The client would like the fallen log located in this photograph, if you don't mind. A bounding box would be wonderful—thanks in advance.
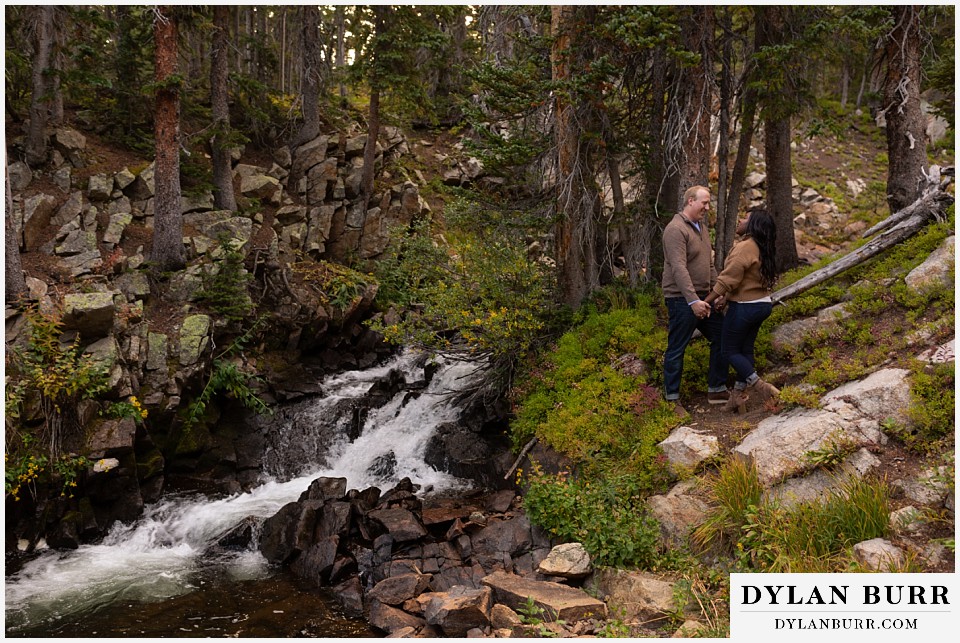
[771,175,954,305]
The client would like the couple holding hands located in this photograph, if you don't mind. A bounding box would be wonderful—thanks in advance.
[662,185,781,417]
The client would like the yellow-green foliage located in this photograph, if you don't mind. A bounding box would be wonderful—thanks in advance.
[522,466,662,568]
[510,295,675,485]
[901,361,955,451]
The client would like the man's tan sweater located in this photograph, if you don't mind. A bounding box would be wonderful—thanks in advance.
[662,213,717,302]
[711,237,770,302]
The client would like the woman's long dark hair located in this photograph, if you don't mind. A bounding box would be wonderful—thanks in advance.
[745,208,778,289]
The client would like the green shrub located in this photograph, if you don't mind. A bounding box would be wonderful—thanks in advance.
[903,362,955,449]
[522,467,661,568]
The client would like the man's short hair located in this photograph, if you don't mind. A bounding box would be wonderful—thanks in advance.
[683,185,709,206]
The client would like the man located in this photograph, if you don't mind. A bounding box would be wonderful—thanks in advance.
[661,185,728,416]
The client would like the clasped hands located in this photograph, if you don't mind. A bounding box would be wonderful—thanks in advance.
[693,295,726,319]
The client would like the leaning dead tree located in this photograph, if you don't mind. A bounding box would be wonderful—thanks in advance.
[770,168,954,305]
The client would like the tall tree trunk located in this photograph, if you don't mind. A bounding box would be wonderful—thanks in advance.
[882,5,927,214]
[756,6,799,273]
[551,5,600,308]
[714,8,734,271]
[840,60,850,110]
[721,86,758,261]
[280,7,287,93]
[211,5,237,212]
[25,6,54,167]
[336,6,347,108]
[6,156,27,302]
[675,6,714,201]
[291,5,321,150]
[150,6,185,273]
[361,7,387,211]
[764,115,799,272]
[48,7,65,126]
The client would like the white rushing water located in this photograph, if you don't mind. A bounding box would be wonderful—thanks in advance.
[5,351,484,631]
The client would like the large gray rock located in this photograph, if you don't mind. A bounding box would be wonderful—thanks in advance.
[586,569,674,623]
[103,212,133,248]
[62,292,117,338]
[764,448,881,508]
[852,538,905,571]
[770,316,819,354]
[240,174,281,205]
[178,314,211,366]
[536,542,592,579]
[86,417,137,457]
[646,480,709,547]
[658,426,719,471]
[52,191,85,228]
[21,193,59,250]
[905,236,954,293]
[733,369,907,485]
[124,163,155,200]
[61,250,104,277]
[9,160,33,191]
[481,571,607,622]
[87,174,114,201]
[290,135,331,178]
[52,127,87,166]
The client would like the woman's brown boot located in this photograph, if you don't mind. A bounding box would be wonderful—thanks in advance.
[750,378,780,402]
[723,388,747,413]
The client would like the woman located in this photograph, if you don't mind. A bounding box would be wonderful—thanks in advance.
[704,208,780,412]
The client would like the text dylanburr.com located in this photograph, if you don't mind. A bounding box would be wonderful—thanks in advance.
[731,573,957,640]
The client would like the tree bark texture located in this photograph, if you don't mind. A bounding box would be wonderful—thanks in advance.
[211,5,237,212]
[674,6,714,203]
[150,6,185,272]
[551,5,601,308]
[25,6,54,167]
[292,5,322,150]
[756,6,799,273]
[882,6,927,214]
[6,156,27,302]
[361,6,387,211]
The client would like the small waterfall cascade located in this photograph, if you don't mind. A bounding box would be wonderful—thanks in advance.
[5,350,485,634]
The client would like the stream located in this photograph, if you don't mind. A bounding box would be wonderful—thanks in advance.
[5,351,484,637]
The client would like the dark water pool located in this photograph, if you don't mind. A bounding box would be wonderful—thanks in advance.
[6,569,379,638]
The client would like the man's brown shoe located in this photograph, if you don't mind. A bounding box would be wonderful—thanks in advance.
[707,391,729,405]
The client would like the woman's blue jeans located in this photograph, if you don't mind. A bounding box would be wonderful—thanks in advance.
[663,297,727,401]
[722,300,773,386]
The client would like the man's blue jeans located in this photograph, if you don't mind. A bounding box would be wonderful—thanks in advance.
[663,297,727,401]
[722,300,773,387]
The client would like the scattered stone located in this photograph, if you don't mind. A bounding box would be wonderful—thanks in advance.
[482,571,607,622]
[905,236,954,293]
[537,542,592,579]
[658,425,719,471]
[646,480,710,547]
[588,569,676,624]
[852,538,905,571]
[424,585,493,637]
[9,160,33,191]
[62,292,117,338]
[178,314,211,366]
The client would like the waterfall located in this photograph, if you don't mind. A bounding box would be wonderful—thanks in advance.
[5,350,484,633]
